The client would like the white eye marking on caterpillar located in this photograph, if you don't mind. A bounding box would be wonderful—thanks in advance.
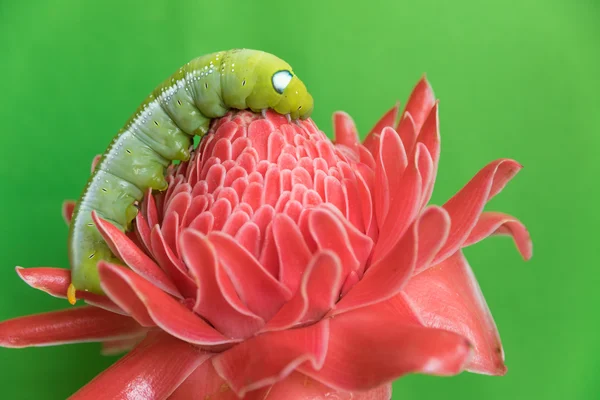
[272,70,293,94]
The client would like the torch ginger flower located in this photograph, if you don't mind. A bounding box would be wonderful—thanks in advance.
[0,77,532,399]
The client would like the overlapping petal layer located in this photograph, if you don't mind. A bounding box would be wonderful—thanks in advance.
[0,77,531,399]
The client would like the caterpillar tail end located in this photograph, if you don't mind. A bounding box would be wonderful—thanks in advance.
[67,283,77,305]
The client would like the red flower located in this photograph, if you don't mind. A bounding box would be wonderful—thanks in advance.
[0,78,532,399]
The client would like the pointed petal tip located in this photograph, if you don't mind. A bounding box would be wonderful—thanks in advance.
[416,74,435,96]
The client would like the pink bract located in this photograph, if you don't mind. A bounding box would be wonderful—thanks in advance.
[0,77,532,399]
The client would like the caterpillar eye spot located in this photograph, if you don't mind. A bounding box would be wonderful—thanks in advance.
[88,252,96,259]
[242,79,246,86]
[101,188,107,192]
[126,149,132,154]
[153,121,159,126]
[177,100,182,106]
[205,83,208,89]
[298,106,302,110]
[272,70,293,94]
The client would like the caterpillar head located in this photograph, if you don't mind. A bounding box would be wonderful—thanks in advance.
[242,51,314,120]
[270,70,314,120]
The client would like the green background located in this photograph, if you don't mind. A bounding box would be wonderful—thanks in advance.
[0,0,596,398]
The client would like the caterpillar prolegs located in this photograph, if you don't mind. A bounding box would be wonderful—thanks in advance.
[67,49,314,301]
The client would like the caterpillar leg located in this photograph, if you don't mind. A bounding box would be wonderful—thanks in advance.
[261,109,268,119]
[67,283,77,305]
[285,114,292,123]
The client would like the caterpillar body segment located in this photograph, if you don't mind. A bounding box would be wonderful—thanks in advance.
[68,49,313,296]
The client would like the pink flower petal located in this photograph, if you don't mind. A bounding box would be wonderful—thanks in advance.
[169,361,272,400]
[413,206,451,275]
[161,210,182,257]
[414,102,440,207]
[463,212,532,260]
[90,154,102,173]
[309,208,359,278]
[403,251,505,375]
[396,111,417,156]
[400,76,436,133]
[263,251,343,332]
[300,295,472,391]
[363,103,399,154]
[134,212,153,255]
[374,127,407,228]
[62,200,75,225]
[333,207,446,316]
[15,266,125,314]
[268,372,393,400]
[318,204,373,275]
[432,159,522,265]
[372,143,426,264]
[180,229,265,339]
[0,306,144,348]
[70,331,210,400]
[213,319,330,397]
[100,335,146,356]
[92,212,181,298]
[333,111,360,149]
[208,231,291,321]
[143,187,160,229]
[272,214,312,293]
[150,226,197,298]
[98,262,235,347]
[354,165,376,241]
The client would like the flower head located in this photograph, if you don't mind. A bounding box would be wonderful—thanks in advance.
[0,77,532,399]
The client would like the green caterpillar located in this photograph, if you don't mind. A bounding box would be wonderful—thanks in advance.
[67,49,313,302]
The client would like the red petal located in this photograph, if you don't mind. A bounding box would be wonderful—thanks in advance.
[413,102,440,208]
[396,112,417,156]
[273,214,312,293]
[372,143,425,264]
[150,226,197,298]
[16,266,125,314]
[333,111,360,148]
[70,331,210,400]
[169,361,271,400]
[263,167,281,206]
[99,262,234,347]
[363,103,399,154]
[269,372,393,400]
[212,319,330,397]
[332,206,421,316]
[400,76,436,132]
[180,229,264,339]
[433,159,522,265]
[208,232,291,321]
[355,165,376,240]
[300,295,472,391]
[319,204,373,275]
[404,251,505,375]
[90,154,101,173]
[101,335,145,356]
[374,127,407,228]
[0,306,144,348]
[92,213,181,298]
[463,212,532,260]
[263,251,343,332]
[143,187,160,229]
[62,200,76,225]
[413,206,451,275]
[309,208,359,278]
[169,361,240,400]
[134,212,153,255]
[161,209,182,257]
